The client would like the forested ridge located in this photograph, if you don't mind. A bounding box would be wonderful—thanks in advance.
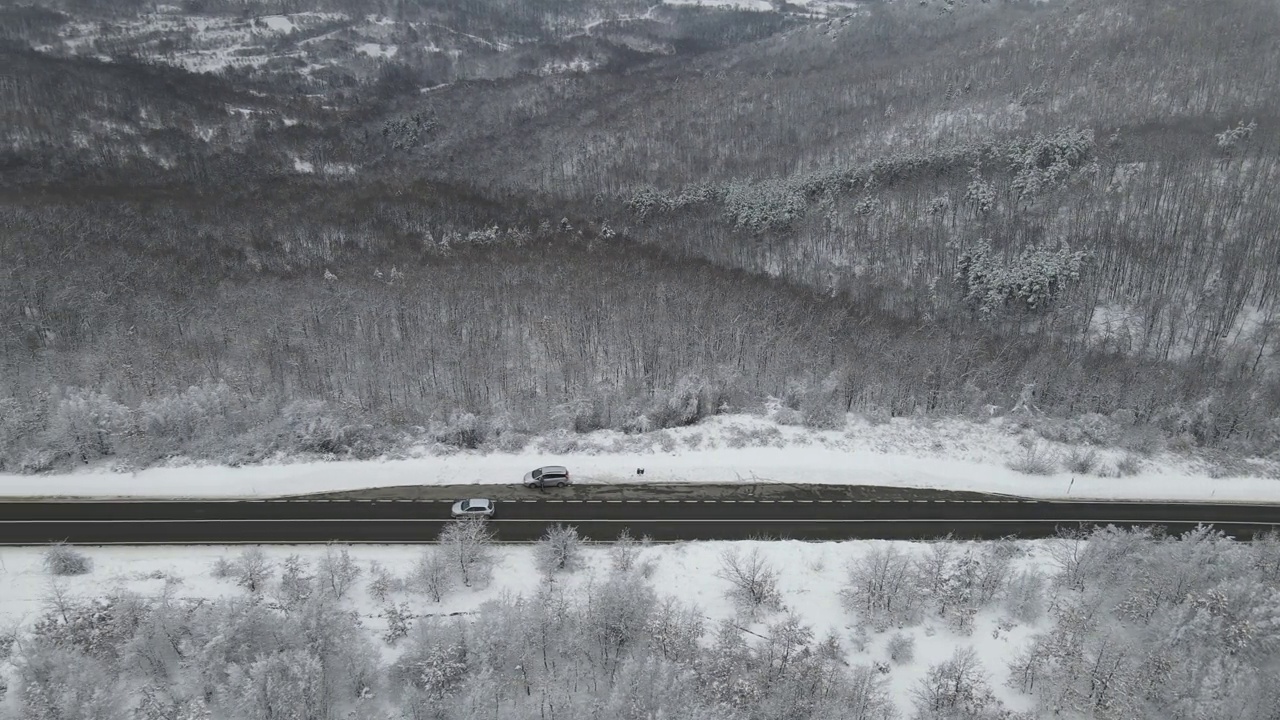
[1,0,1278,471]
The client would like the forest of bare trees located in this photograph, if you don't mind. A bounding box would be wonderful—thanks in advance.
[1,0,1278,470]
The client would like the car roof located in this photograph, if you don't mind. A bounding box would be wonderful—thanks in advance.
[538,465,568,473]
[468,498,492,506]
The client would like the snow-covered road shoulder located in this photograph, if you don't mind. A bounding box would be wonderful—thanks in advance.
[1,414,1276,503]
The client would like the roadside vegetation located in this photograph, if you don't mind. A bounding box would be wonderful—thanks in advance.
[2,525,1277,719]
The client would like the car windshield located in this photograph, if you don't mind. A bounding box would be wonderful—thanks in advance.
[531,469,543,478]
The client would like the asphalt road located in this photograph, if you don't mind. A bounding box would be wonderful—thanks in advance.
[2,495,1279,544]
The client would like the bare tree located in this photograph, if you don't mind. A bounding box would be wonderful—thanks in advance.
[911,647,1001,720]
[231,547,273,594]
[316,545,361,600]
[439,517,495,588]
[535,524,584,576]
[609,528,644,573]
[842,546,921,630]
[717,546,782,618]
[410,547,454,603]
[1002,569,1046,624]
[276,554,314,612]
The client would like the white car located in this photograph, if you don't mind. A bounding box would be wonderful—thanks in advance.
[450,498,496,519]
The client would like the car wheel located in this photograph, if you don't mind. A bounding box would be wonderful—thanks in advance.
[555,481,566,487]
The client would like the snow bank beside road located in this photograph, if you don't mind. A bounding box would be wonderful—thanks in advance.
[1,414,1277,503]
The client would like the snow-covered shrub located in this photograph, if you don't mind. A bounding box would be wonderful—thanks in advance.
[651,374,707,429]
[912,647,1002,719]
[1002,569,1045,623]
[317,545,361,600]
[1075,413,1119,445]
[1256,531,1280,584]
[367,561,406,603]
[46,387,131,462]
[538,429,584,454]
[1119,423,1165,455]
[914,542,1008,635]
[12,644,130,720]
[609,528,645,572]
[1007,441,1056,475]
[30,589,156,667]
[410,547,454,603]
[718,547,783,618]
[136,382,242,449]
[1062,447,1098,474]
[277,555,313,610]
[227,648,327,720]
[772,406,805,426]
[366,561,404,599]
[581,568,658,678]
[535,524,584,576]
[380,602,414,646]
[275,399,343,454]
[0,396,41,471]
[802,401,847,430]
[214,548,273,593]
[16,447,59,474]
[211,555,235,578]
[0,625,14,662]
[490,430,530,452]
[724,422,785,449]
[553,397,607,433]
[887,632,915,664]
[646,597,705,664]
[1110,408,1137,426]
[1115,452,1142,476]
[392,617,470,702]
[435,410,488,449]
[43,543,93,576]
[841,546,922,631]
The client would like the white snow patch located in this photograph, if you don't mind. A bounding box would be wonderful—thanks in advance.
[258,15,296,33]
[538,57,598,75]
[356,42,398,58]
[664,0,775,10]
[293,157,315,173]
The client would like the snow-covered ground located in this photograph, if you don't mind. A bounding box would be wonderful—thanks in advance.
[0,539,1049,716]
[1,414,1277,502]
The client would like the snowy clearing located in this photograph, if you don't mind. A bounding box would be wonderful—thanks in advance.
[1,414,1277,502]
[2,527,1274,719]
[0,538,1052,717]
[355,42,397,58]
